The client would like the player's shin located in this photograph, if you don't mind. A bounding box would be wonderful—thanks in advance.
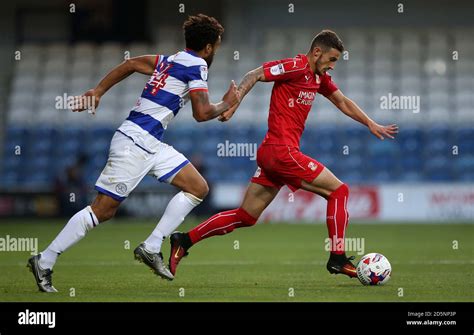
[326,184,350,255]
[39,206,99,270]
[143,191,202,253]
[188,207,257,245]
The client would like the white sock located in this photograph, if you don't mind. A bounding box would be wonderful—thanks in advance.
[144,191,202,253]
[39,206,99,269]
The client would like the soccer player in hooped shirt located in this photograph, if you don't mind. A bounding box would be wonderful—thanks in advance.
[169,30,398,278]
[27,14,240,292]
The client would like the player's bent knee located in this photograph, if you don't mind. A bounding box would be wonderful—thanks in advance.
[328,183,349,200]
[91,205,117,223]
[190,179,209,200]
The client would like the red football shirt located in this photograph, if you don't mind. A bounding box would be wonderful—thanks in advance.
[261,54,338,148]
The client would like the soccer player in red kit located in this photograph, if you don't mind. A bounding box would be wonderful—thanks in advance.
[168,30,398,278]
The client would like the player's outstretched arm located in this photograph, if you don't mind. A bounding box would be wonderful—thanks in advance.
[218,66,267,122]
[72,55,157,113]
[190,80,240,122]
[328,90,399,140]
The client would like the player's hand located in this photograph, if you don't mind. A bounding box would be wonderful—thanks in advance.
[219,81,241,122]
[218,101,240,122]
[368,122,399,140]
[222,80,240,108]
[71,89,101,114]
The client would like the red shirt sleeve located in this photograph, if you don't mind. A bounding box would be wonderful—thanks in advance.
[318,74,338,97]
[154,54,160,68]
[263,57,307,82]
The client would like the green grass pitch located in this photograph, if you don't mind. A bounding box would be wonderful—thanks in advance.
[0,219,472,302]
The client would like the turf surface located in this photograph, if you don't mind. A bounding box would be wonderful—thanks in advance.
[0,219,472,302]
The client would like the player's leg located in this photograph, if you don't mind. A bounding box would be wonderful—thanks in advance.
[28,132,151,291]
[142,163,208,254]
[190,182,278,241]
[301,167,357,277]
[38,193,119,269]
[135,144,208,280]
[168,182,279,275]
[27,193,121,292]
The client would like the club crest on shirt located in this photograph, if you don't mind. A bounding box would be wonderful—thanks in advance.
[115,183,128,195]
[270,64,285,76]
[308,161,317,171]
[200,65,208,81]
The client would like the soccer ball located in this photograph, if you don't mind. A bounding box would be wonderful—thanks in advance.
[356,253,391,286]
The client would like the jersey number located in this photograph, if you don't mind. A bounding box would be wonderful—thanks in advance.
[149,62,173,96]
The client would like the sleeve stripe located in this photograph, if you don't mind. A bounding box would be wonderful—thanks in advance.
[263,60,308,74]
[189,88,208,92]
[153,55,160,68]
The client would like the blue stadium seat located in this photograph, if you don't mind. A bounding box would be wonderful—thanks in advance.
[368,140,399,156]
[453,155,474,180]
[6,126,28,142]
[370,170,393,182]
[61,127,85,140]
[458,171,474,182]
[1,170,20,187]
[2,155,22,171]
[316,153,336,169]
[427,125,452,141]
[398,171,423,182]
[340,170,364,184]
[90,127,115,140]
[399,136,422,155]
[314,137,338,154]
[424,155,452,181]
[400,154,423,171]
[339,155,364,171]
[424,138,452,156]
[453,128,474,155]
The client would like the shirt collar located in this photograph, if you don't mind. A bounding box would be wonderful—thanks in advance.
[185,48,199,57]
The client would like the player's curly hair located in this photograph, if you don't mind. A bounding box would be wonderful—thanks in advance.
[183,14,224,51]
[310,30,344,53]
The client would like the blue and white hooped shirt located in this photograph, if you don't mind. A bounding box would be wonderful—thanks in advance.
[117,49,208,152]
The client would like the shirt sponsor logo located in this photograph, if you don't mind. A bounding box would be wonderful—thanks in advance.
[297,90,316,106]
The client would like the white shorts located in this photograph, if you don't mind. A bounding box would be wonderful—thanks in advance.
[94,131,189,201]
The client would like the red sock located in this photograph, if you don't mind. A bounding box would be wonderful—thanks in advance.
[326,184,350,255]
[189,208,257,244]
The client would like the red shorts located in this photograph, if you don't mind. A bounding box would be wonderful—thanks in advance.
[250,144,325,192]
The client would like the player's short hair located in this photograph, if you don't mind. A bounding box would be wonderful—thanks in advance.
[309,30,344,53]
[183,14,224,51]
